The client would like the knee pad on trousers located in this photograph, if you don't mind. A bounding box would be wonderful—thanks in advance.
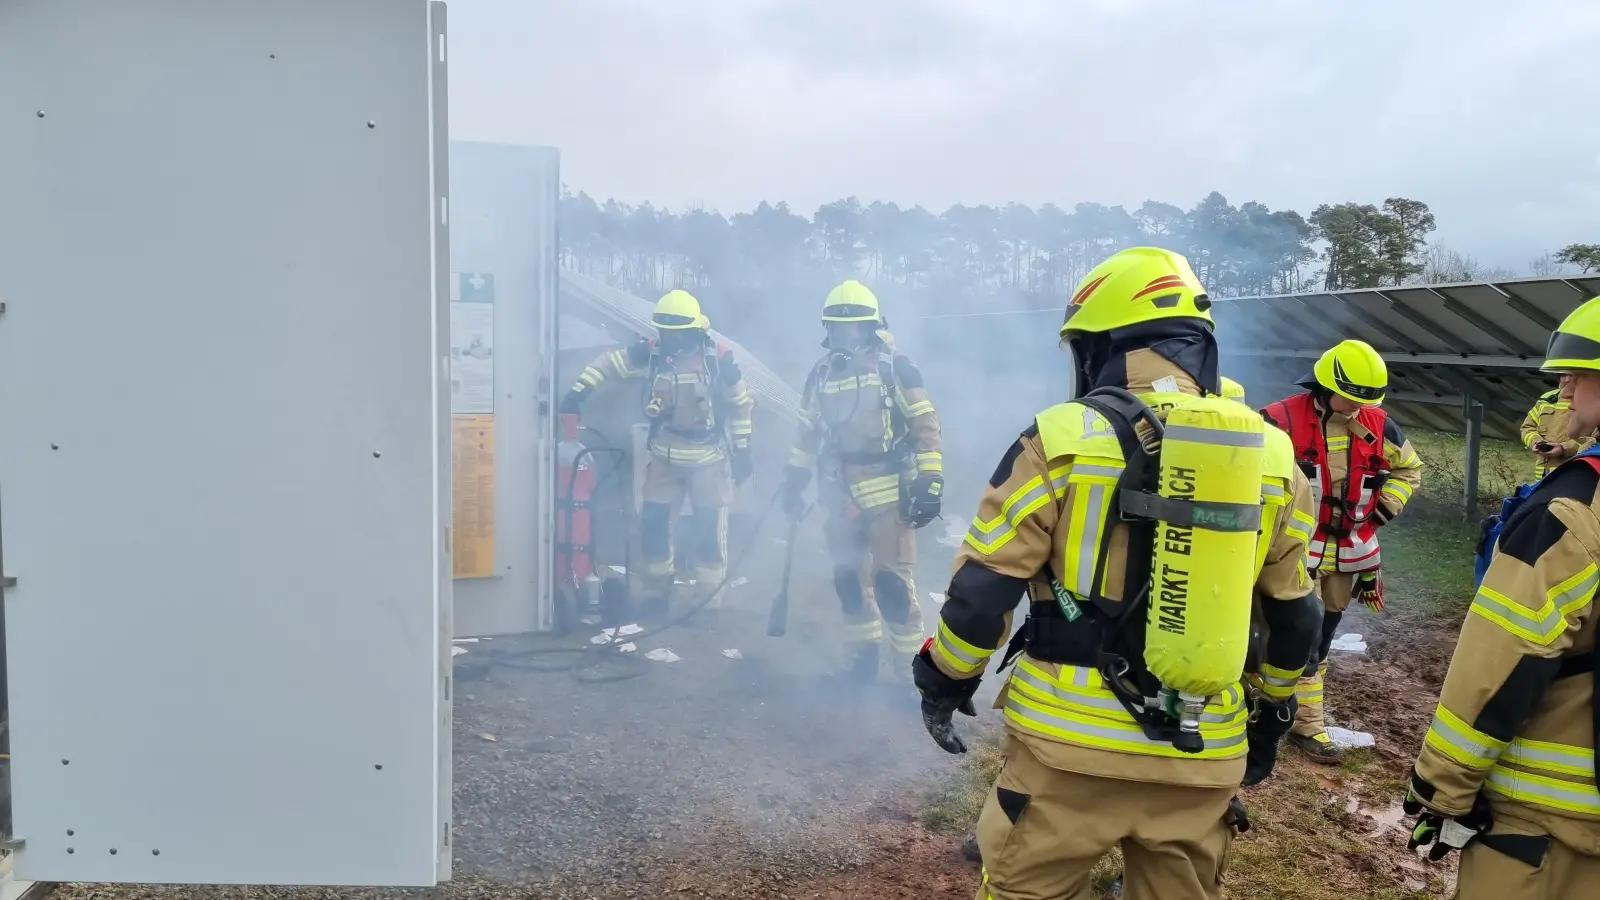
[1313,609,1343,665]
[640,501,672,560]
[833,566,865,615]
[873,569,913,623]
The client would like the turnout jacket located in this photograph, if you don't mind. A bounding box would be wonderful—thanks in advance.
[563,336,754,465]
[1260,393,1424,573]
[930,352,1321,788]
[787,330,941,512]
[1412,455,1600,854]
[1521,389,1596,480]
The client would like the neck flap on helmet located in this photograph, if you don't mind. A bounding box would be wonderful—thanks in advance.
[1065,318,1219,398]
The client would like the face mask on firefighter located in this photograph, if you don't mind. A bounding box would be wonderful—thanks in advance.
[826,321,878,354]
[656,327,703,356]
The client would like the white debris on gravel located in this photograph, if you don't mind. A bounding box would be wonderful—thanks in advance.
[618,642,637,653]
[454,637,480,643]
[618,623,644,636]
[476,732,498,742]
[731,576,748,587]
[722,649,743,660]
[936,521,966,548]
[1327,726,1375,748]
[646,648,682,663]
[610,565,627,574]
[1330,633,1368,653]
[452,645,469,657]
[927,592,945,603]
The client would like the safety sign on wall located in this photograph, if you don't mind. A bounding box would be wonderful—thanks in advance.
[451,271,496,579]
[450,272,495,414]
[452,413,496,579]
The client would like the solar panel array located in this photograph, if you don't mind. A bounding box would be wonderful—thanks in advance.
[1215,275,1600,442]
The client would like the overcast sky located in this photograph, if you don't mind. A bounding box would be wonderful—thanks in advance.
[447,0,1600,269]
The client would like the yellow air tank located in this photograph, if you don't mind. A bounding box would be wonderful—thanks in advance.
[1143,396,1266,743]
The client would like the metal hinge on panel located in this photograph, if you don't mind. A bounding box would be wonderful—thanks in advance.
[0,576,15,589]
[2,836,24,851]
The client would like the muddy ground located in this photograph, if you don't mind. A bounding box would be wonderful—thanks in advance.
[49,522,1464,900]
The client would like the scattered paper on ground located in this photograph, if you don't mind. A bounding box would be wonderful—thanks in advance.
[731,576,748,587]
[1326,726,1375,748]
[453,637,479,643]
[928,592,945,603]
[1329,633,1368,653]
[476,732,498,742]
[452,646,468,657]
[722,649,743,660]
[618,623,644,636]
[618,642,637,653]
[646,648,682,663]
[609,565,627,574]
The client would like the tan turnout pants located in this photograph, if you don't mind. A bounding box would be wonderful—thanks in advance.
[638,457,731,602]
[822,503,925,665]
[1454,805,1600,899]
[974,735,1238,900]
[1293,569,1356,739]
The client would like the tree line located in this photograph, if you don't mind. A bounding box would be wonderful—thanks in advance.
[562,189,1598,304]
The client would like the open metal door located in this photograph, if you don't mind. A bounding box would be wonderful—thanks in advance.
[448,142,561,636]
[0,0,452,885]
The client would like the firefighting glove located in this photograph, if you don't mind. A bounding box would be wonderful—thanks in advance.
[1404,789,1492,861]
[1354,569,1385,612]
[1242,694,1297,786]
[902,473,944,529]
[781,465,812,520]
[731,448,753,486]
[912,641,979,754]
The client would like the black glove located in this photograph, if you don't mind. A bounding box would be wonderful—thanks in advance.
[1241,694,1297,786]
[781,465,811,520]
[912,644,980,754]
[731,449,753,486]
[902,473,944,529]
[1405,788,1492,861]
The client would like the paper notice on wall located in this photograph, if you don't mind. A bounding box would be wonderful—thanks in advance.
[450,272,495,414]
[452,414,496,579]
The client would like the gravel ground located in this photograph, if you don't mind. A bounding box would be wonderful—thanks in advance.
[51,523,972,900]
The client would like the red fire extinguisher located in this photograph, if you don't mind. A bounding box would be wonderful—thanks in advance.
[556,422,600,630]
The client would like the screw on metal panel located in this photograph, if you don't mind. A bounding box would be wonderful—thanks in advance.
[35,110,44,118]
[50,443,59,450]
[269,54,276,59]
[66,830,74,836]
[109,848,117,855]
[66,848,73,854]
[61,758,68,765]
[373,451,382,458]
[367,120,376,129]
[374,764,383,770]
[152,849,160,856]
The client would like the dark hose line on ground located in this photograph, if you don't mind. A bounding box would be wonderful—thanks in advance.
[480,442,784,684]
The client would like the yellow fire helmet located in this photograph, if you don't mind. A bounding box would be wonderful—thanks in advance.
[1542,295,1600,373]
[652,289,705,331]
[822,280,882,323]
[1060,247,1211,338]
[1313,339,1387,404]
[1219,376,1246,402]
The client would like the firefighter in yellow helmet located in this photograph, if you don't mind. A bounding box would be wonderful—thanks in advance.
[1403,296,1600,897]
[1260,339,1424,762]
[1519,375,1597,481]
[781,280,943,682]
[914,248,1322,900]
[559,289,755,617]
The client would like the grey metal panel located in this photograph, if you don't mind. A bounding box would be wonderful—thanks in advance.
[0,0,446,885]
[561,271,804,422]
[427,1,452,883]
[448,142,561,637]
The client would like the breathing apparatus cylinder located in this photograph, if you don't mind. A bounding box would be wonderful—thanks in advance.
[1143,396,1265,745]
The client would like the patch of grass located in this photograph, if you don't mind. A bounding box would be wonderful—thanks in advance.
[1406,428,1526,518]
[1378,517,1478,621]
[920,725,1004,832]
[1228,767,1443,900]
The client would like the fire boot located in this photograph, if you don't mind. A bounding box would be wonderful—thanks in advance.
[1288,660,1342,763]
